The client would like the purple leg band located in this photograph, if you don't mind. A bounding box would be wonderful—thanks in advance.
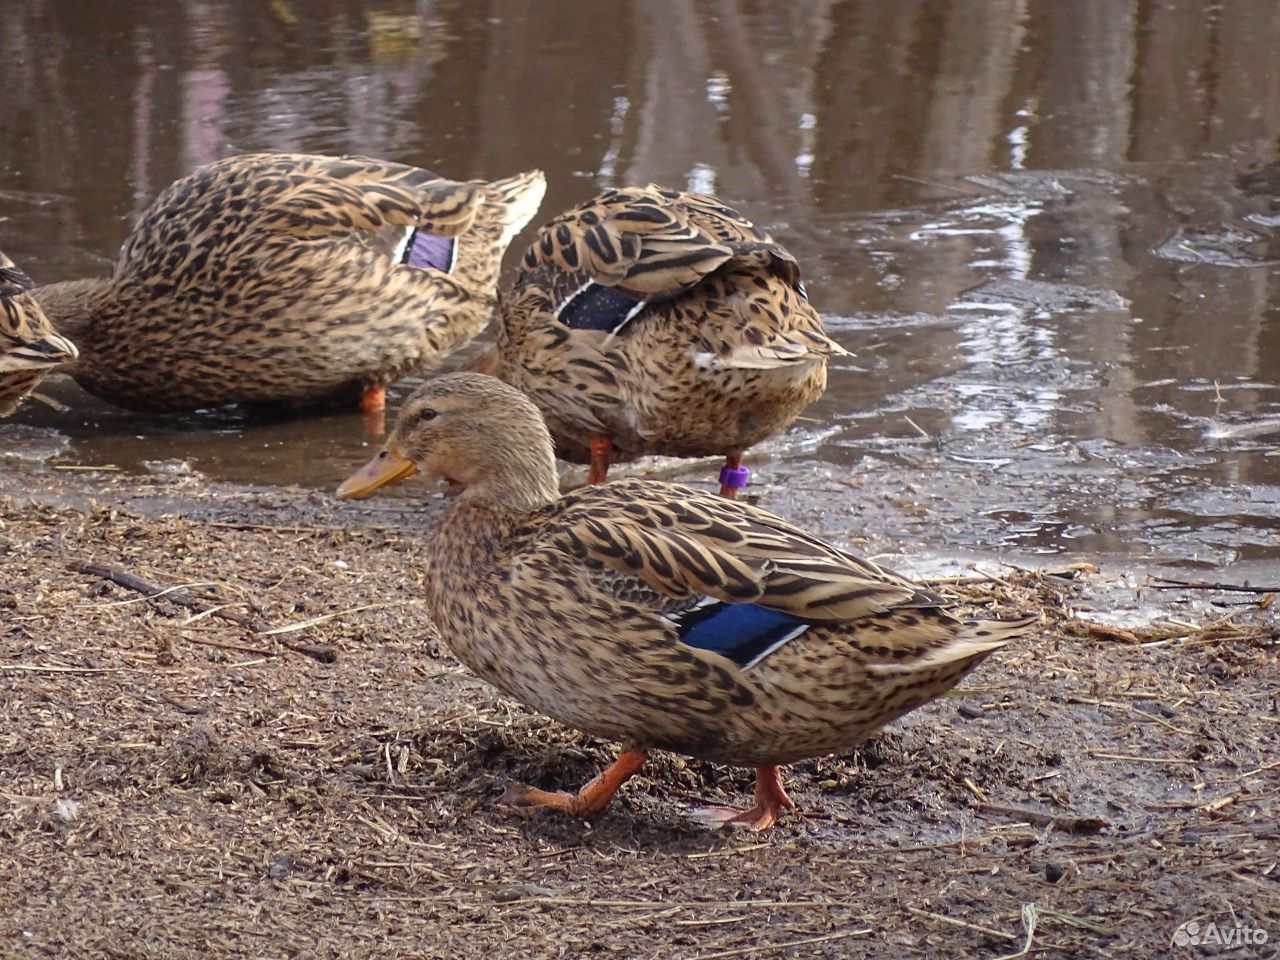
[719,464,751,489]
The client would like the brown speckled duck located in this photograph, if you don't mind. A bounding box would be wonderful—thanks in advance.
[337,373,1034,831]
[476,185,846,497]
[32,153,544,415]
[0,252,78,416]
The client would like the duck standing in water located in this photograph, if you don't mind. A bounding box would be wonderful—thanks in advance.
[0,252,78,416]
[337,373,1034,830]
[473,185,845,498]
[30,154,544,419]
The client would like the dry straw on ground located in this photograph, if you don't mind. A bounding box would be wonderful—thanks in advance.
[1,474,1276,959]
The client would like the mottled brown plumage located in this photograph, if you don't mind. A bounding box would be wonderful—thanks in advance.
[32,153,545,412]
[479,185,846,495]
[337,373,1036,831]
[0,251,78,416]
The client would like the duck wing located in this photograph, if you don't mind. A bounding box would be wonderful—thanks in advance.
[508,186,842,380]
[518,479,931,623]
[117,153,483,280]
[256,154,482,240]
[517,185,805,331]
[509,479,1023,675]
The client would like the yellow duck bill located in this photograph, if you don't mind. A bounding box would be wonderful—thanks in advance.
[336,446,417,499]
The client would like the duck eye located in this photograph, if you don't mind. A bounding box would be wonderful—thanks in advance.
[418,408,438,422]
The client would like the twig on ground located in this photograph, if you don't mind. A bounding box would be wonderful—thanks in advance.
[976,803,1109,834]
[689,927,874,960]
[208,521,331,533]
[904,907,1017,942]
[0,664,119,674]
[69,560,335,663]
[1086,751,1196,765]
[1076,621,1141,644]
[991,904,1039,960]
[179,635,293,660]
[256,600,421,637]
[1151,576,1279,594]
[72,561,269,631]
[903,415,932,441]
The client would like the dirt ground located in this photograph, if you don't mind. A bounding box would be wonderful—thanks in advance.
[1,469,1276,960]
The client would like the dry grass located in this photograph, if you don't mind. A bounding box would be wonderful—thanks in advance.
[1,476,1277,959]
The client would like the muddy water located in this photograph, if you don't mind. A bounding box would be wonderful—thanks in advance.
[2,0,1279,576]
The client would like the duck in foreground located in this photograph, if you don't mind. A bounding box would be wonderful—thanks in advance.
[31,153,544,418]
[337,374,1035,830]
[473,185,846,497]
[0,252,78,416]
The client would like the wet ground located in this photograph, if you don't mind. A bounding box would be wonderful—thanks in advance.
[3,0,1280,582]
[1,481,1275,959]
[2,1,1280,957]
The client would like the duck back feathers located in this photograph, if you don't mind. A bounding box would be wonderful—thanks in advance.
[494,185,845,464]
[34,153,545,412]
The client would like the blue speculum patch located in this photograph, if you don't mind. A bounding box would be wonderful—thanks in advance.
[673,600,811,670]
[557,282,645,333]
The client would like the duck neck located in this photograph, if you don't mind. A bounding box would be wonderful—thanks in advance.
[32,278,111,345]
[452,441,561,515]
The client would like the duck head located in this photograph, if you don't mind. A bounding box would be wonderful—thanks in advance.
[337,373,560,512]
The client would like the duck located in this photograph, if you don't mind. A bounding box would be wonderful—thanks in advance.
[0,252,78,416]
[30,153,545,416]
[473,185,846,498]
[336,373,1035,831]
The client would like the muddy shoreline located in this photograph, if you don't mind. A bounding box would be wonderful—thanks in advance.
[2,467,1275,958]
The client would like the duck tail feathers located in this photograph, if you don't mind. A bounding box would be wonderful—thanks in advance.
[482,170,547,246]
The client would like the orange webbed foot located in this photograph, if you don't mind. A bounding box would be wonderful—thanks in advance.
[691,765,795,832]
[498,749,648,819]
